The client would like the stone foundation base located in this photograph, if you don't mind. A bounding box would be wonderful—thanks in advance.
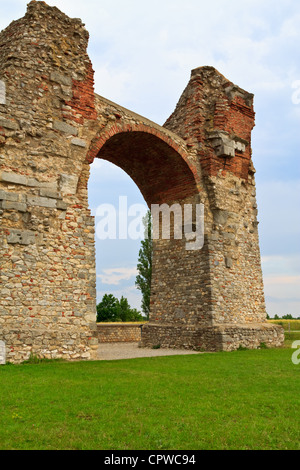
[140,322,284,352]
[0,325,99,364]
[97,323,146,343]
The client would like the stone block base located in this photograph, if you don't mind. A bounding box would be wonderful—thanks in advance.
[97,323,145,343]
[1,325,99,364]
[140,322,284,352]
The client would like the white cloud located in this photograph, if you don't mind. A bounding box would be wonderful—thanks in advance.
[264,275,300,286]
[0,0,27,31]
[280,14,300,38]
[290,105,300,120]
[89,160,131,183]
[93,64,133,104]
[262,254,300,317]
[262,254,300,277]
[257,180,300,240]
[97,267,138,285]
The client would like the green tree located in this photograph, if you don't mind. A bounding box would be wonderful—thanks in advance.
[118,296,144,321]
[96,294,144,322]
[96,294,120,322]
[135,210,153,320]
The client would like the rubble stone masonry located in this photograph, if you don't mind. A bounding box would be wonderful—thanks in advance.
[0,2,283,363]
[97,323,145,344]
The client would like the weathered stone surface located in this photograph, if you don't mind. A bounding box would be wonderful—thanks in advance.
[213,209,228,225]
[0,2,283,363]
[27,195,57,209]
[59,174,78,195]
[39,188,61,199]
[53,121,78,136]
[71,137,87,148]
[7,229,36,245]
[141,323,284,351]
[0,118,19,130]
[0,171,57,190]
[56,200,68,210]
[0,171,28,186]
[50,71,72,87]
[0,200,27,212]
[0,189,19,202]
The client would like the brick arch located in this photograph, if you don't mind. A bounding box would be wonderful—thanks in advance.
[86,122,199,205]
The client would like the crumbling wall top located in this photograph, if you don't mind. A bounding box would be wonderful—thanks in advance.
[0,1,90,79]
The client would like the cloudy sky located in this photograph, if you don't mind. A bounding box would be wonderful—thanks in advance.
[1,0,299,317]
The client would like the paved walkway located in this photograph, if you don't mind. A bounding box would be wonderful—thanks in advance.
[97,342,202,361]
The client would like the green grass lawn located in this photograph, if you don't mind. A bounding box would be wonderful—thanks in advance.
[0,344,299,450]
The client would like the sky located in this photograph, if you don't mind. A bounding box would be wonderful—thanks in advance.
[1,0,299,317]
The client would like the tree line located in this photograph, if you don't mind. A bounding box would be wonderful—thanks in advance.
[267,314,300,320]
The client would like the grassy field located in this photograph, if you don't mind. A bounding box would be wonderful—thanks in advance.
[268,319,300,347]
[0,339,300,450]
[268,319,300,330]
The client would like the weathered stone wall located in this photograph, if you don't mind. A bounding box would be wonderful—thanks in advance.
[97,323,145,343]
[0,2,283,362]
[0,1,99,362]
[142,323,284,352]
[163,67,265,322]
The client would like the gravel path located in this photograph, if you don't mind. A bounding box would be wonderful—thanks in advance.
[97,342,202,361]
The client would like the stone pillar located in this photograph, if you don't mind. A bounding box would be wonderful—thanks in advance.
[141,67,284,351]
[0,1,99,362]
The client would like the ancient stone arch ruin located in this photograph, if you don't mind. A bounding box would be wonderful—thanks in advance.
[0,2,283,363]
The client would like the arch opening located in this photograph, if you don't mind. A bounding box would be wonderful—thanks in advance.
[88,128,201,327]
[93,130,199,206]
[88,158,148,316]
